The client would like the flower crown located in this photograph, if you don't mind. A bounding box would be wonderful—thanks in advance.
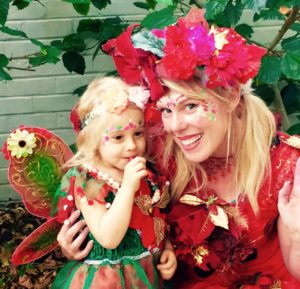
[102,8,266,101]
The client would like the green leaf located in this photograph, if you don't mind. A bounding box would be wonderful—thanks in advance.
[11,0,31,9]
[214,0,244,27]
[253,83,275,106]
[30,38,45,48]
[62,51,86,74]
[91,0,111,10]
[73,3,90,15]
[290,23,300,32]
[134,2,150,10]
[282,34,300,54]
[146,0,157,9]
[287,123,300,135]
[132,31,165,57]
[257,56,281,84]
[29,46,61,66]
[204,0,227,19]
[156,0,173,5]
[253,9,284,21]
[0,67,12,80]
[105,70,119,77]
[235,23,254,39]
[242,0,267,12]
[73,84,87,96]
[281,83,300,115]
[51,34,86,52]
[141,7,177,29]
[0,0,9,25]
[0,54,9,67]
[281,53,300,80]
[0,26,27,37]
[63,0,90,3]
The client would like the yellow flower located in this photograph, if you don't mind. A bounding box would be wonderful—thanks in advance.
[192,246,209,265]
[7,129,37,158]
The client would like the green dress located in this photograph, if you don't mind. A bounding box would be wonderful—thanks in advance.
[51,167,169,289]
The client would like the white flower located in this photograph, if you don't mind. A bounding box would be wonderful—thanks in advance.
[7,129,37,158]
[128,86,151,110]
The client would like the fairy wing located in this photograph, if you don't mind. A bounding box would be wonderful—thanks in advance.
[2,126,74,265]
[11,217,62,265]
[5,126,74,218]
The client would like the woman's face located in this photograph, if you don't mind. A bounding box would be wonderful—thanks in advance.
[156,90,231,163]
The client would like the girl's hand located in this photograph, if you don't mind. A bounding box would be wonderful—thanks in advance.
[157,248,177,280]
[278,157,300,237]
[121,157,148,193]
[57,210,94,260]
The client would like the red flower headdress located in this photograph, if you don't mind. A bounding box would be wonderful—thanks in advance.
[102,8,266,102]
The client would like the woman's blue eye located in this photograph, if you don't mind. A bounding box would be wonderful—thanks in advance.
[186,103,198,110]
[160,108,172,117]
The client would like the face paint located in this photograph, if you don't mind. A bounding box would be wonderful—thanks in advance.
[157,93,185,109]
[196,100,217,122]
[102,119,143,145]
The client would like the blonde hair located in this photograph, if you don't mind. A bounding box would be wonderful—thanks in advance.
[65,77,142,169]
[161,78,276,213]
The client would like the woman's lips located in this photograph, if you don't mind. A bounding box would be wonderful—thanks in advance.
[177,134,203,150]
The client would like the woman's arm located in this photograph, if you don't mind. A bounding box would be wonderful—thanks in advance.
[278,158,300,279]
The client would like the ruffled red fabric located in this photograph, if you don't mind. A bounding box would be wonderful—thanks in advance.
[167,132,300,289]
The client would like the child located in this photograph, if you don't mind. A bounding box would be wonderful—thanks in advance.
[51,77,177,289]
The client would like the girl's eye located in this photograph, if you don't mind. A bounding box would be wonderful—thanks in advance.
[113,135,123,141]
[135,131,144,137]
[185,103,198,111]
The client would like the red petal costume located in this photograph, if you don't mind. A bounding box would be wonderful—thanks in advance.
[166,132,300,289]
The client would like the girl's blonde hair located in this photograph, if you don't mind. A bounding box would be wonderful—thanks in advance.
[66,77,141,169]
[161,78,276,213]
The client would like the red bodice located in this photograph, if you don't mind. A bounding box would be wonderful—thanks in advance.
[167,133,300,289]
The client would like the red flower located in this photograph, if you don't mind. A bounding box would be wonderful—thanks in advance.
[102,26,165,100]
[70,104,81,133]
[205,28,266,88]
[181,7,209,30]
[158,23,198,80]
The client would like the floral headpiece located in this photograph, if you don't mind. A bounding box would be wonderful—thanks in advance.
[71,84,150,132]
[102,8,266,101]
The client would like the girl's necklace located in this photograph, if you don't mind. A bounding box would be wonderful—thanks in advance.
[82,164,121,190]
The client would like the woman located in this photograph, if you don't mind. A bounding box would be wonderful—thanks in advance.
[57,8,300,289]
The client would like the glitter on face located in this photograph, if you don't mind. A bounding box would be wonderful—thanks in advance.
[196,100,217,121]
[102,119,143,145]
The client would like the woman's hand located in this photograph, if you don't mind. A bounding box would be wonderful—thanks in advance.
[57,210,94,260]
[278,157,300,237]
[157,241,177,280]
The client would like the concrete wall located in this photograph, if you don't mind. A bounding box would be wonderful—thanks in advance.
[0,1,287,200]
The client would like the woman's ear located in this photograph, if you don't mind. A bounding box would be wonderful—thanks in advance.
[226,86,241,113]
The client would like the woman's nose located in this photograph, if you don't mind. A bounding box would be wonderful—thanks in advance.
[171,113,186,132]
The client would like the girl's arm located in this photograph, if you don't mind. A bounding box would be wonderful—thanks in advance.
[76,157,148,249]
[278,158,300,279]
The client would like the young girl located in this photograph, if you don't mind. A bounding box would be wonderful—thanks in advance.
[51,77,177,289]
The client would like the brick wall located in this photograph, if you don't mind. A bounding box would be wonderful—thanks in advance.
[0,1,287,200]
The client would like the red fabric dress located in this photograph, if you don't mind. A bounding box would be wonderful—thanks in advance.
[166,132,300,289]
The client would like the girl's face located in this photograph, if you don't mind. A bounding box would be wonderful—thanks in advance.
[157,90,231,163]
[98,107,146,173]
